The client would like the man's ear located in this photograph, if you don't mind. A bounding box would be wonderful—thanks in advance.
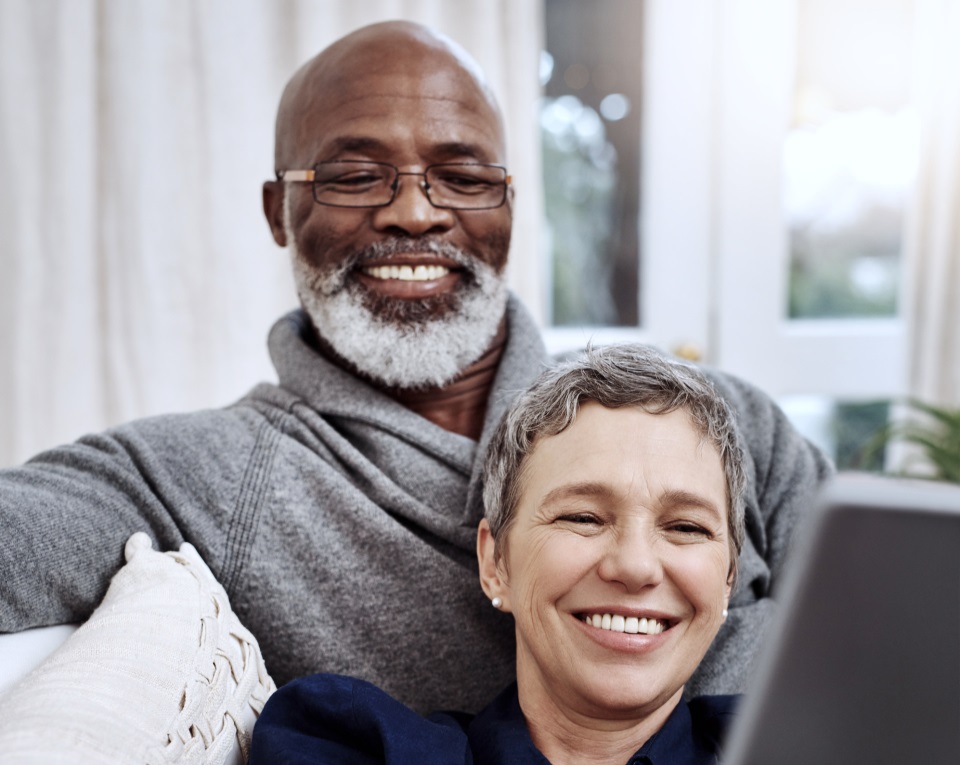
[262,181,288,247]
[477,519,510,612]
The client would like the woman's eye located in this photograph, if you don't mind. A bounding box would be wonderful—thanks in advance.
[667,522,711,536]
[558,513,601,525]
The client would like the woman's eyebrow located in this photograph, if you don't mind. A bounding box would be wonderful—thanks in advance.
[538,481,616,509]
[658,489,723,519]
[536,484,724,521]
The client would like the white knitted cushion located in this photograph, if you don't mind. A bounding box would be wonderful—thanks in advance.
[0,532,276,764]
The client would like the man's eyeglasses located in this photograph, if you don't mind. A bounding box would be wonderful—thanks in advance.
[277,160,511,210]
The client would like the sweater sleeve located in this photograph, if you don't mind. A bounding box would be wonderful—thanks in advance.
[0,412,251,631]
[686,366,835,695]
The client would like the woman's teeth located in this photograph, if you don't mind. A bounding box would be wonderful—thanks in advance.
[364,264,450,281]
[583,613,666,635]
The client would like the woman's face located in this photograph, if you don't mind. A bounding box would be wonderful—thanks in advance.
[478,403,732,721]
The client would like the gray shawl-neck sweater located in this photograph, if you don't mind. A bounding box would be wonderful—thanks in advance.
[0,295,832,714]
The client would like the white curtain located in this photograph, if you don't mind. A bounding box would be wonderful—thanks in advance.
[0,0,544,467]
[906,0,960,407]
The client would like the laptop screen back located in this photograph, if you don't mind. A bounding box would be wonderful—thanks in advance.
[723,474,960,765]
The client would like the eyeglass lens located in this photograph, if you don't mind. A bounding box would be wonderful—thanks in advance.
[311,161,507,209]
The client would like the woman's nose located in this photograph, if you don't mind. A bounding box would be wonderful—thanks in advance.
[596,526,665,591]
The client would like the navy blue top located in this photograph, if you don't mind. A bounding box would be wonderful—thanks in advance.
[249,674,739,764]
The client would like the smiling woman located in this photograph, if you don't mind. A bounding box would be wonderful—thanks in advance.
[249,344,747,765]
[480,405,734,742]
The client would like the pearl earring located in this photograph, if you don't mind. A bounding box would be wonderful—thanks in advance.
[722,608,729,619]
[491,597,502,609]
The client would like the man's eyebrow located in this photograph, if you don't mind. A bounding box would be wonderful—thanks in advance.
[429,141,495,162]
[320,137,495,163]
[321,136,390,157]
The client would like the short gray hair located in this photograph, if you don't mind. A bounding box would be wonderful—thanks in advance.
[482,344,746,580]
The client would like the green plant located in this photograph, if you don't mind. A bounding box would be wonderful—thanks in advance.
[860,399,960,483]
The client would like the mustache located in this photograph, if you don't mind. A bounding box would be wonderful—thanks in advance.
[353,238,479,268]
[320,238,484,293]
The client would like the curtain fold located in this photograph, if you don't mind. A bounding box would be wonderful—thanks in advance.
[0,0,544,467]
[905,0,960,407]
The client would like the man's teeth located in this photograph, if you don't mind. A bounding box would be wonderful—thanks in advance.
[584,614,666,635]
[364,264,450,281]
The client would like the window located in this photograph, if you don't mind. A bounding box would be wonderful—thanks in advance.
[539,0,919,469]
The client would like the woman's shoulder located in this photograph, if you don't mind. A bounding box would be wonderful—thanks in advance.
[250,674,475,765]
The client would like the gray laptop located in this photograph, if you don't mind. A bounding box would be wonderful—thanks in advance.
[723,473,960,765]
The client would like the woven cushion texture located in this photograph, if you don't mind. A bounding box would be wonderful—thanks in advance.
[0,532,276,764]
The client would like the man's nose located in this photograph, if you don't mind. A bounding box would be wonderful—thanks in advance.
[596,525,665,591]
[370,174,456,236]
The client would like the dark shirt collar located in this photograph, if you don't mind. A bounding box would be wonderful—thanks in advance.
[467,683,735,765]
[467,683,550,763]
[632,697,701,764]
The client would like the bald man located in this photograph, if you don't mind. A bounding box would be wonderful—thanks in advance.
[0,22,832,714]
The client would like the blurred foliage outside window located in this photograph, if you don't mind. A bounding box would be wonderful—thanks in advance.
[542,0,642,327]
[784,0,918,319]
[542,96,618,325]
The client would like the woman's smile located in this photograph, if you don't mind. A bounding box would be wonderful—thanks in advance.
[579,612,669,635]
[571,609,675,656]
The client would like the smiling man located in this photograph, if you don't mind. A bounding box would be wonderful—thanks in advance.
[262,22,515,436]
[0,21,833,716]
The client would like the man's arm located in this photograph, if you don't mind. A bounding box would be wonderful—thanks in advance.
[0,413,248,632]
[687,366,835,695]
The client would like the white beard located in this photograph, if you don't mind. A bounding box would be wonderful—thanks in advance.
[284,208,508,390]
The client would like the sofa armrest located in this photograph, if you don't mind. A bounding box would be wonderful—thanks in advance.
[0,625,78,698]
